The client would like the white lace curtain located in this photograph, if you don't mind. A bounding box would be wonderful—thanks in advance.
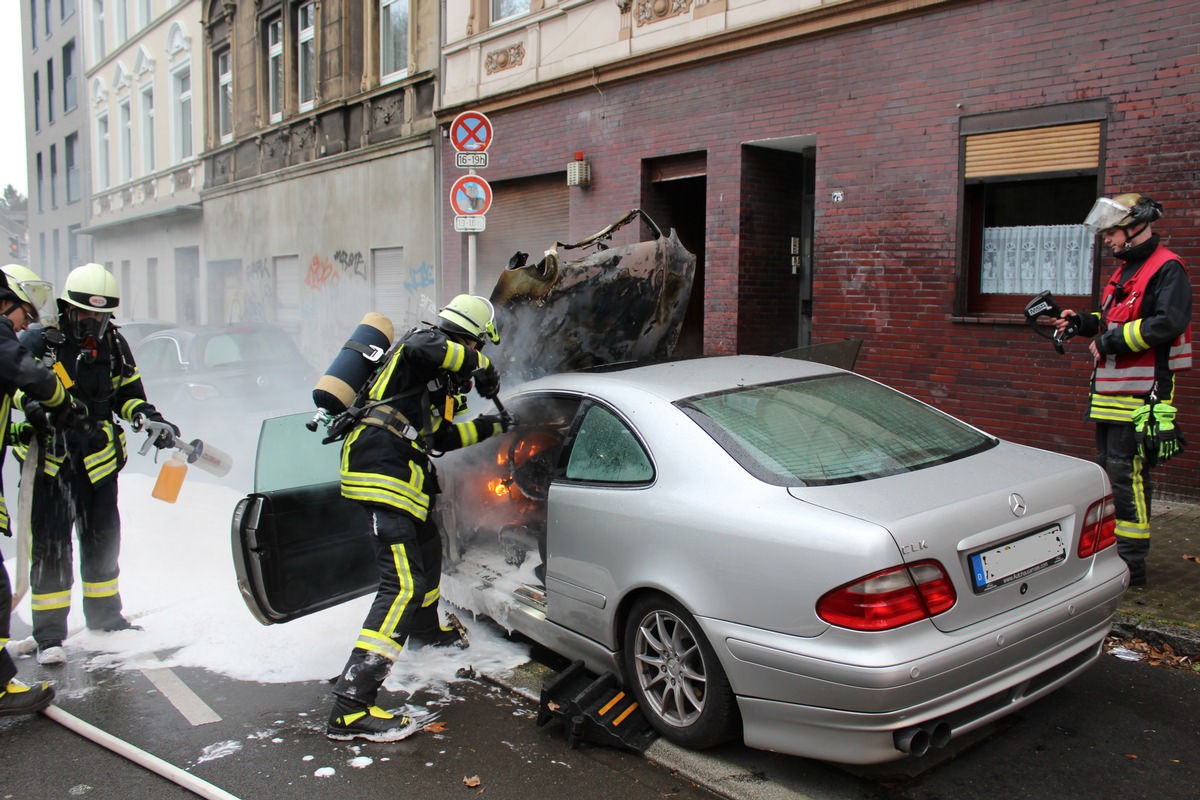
[981,224,1094,295]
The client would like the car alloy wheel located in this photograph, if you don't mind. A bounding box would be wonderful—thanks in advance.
[623,594,739,748]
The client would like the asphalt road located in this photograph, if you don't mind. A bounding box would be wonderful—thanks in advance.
[3,622,1198,800]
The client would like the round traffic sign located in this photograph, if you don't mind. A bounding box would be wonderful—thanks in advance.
[449,175,492,216]
[450,111,494,153]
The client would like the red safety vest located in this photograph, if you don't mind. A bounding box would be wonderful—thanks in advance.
[1093,246,1192,402]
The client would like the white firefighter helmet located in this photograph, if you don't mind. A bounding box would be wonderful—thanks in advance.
[1083,193,1163,233]
[0,263,55,322]
[62,262,121,312]
[437,294,500,346]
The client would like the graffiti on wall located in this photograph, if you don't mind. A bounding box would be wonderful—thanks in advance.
[241,258,274,323]
[300,251,373,366]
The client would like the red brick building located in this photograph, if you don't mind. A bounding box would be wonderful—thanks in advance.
[441,0,1199,500]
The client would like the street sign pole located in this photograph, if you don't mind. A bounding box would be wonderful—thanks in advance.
[449,111,494,296]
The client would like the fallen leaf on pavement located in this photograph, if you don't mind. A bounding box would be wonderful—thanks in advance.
[426,721,448,733]
[1181,554,1200,563]
[464,775,482,787]
[1123,753,1139,759]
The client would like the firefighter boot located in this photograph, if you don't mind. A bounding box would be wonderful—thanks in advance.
[327,701,420,742]
[0,680,56,716]
[407,607,469,650]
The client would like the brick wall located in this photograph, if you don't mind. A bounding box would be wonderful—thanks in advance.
[442,0,1200,499]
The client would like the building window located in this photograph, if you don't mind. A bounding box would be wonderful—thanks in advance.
[115,0,128,44]
[36,153,44,213]
[297,1,315,112]
[47,58,54,123]
[137,0,150,28]
[147,257,158,317]
[65,133,80,203]
[96,113,110,189]
[30,0,37,48]
[33,72,40,132]
[119,99,132,182]
[49,144,58,208]
[43,0,51,37]
[140,84,155,174]
[492,0,531,23]
[62,0,76,20]
[960,109,1105,316]
[380,0,409,83]
[68,224,81,269]
[173,65,193,162]
[92,0,105,62]
[266,16,283,123]
[62,40,77,112]
[216,48,233,143]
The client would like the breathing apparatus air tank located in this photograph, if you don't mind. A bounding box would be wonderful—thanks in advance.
[312,312,395,414]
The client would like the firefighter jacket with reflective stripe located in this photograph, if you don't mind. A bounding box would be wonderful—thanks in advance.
[0,317,69,534]
[1088,239,1192,422]
[339,326,502,519]
[16,325,159,485]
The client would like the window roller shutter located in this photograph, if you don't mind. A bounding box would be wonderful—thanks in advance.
[965,122,1100,178]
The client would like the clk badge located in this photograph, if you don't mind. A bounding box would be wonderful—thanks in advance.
[1009,493,1027,517]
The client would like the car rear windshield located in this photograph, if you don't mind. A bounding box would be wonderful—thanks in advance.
[678,373,996,486]
[203,328,300,367]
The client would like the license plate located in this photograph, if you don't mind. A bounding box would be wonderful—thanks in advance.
[970,526,1065,593]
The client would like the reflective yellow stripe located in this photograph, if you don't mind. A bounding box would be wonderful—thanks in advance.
[31,590,72,611]
[422,587,440,607]
[368,348,403,402]
[1123,319,1150,351]
[440,341,467,372]
[380,542,415,637]
[354,629,404,661]
[120,398,149,418]
[83,578,120,598]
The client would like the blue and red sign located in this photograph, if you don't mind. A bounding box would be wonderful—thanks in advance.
[450,111,494,153]
[449,175,493,216]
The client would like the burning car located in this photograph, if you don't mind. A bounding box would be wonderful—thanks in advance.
[233,354,1126,764]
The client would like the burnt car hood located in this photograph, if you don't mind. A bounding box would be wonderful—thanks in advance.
[788,440,1111,633]
[488,211,696,382]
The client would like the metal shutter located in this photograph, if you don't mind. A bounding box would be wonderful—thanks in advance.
[373,246,426,329]
[275,254,300,336]
[474,173,569,295]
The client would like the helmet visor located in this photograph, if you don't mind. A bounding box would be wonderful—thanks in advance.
[1083,197,1131,233]
[14,280,56,323]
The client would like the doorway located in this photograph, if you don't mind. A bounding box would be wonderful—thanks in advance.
[643,154,706,358]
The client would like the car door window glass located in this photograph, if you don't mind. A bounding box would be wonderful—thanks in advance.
[565,405,653,483]
[205,335,241,367]
[254,411,341,493]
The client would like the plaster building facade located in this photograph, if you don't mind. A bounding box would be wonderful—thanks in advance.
[437,0,1200,500]
[196,0,443,367]
[80,0,207,326]
[20,0,92,289]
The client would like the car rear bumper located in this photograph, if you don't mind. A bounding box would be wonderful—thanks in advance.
[701,562,1127,763]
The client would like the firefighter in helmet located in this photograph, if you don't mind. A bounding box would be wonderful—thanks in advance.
[19,262,180,666]
[1056,193,1193,586]
[0,264,68,715]
[327,294,511,742]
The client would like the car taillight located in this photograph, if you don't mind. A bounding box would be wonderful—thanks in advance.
[816,560,957,631]
[1077,496,1117,558]
[186,382,221,401]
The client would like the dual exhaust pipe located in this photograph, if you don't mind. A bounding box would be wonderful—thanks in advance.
[893,720,952,757]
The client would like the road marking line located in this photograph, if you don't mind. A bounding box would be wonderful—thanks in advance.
[141,666,222,726]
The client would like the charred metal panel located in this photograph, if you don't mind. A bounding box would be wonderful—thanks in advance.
[489,212,696,382]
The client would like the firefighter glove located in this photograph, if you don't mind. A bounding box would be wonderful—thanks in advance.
[475,413,515,435]
[146,411,181,450]
[11,421,34,446]
[50,397,89,430]
[473,364,501,399]
[1132,402,1185,467]
[22,399,52,431]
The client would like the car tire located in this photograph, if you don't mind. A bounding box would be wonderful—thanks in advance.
[623,593,740,749]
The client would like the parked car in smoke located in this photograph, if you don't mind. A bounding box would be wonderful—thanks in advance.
[114,319,175,348]
[232,355,1126,764]
[132,323,316,452]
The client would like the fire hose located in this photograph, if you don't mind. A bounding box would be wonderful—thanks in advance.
[40,705,244,800]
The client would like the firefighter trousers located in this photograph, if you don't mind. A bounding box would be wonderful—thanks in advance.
[332,506,444,709]
[29,467,126,645]
[1096,422,1151,583]
[1,551,17,685]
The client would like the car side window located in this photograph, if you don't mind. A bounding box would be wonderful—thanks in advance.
[564,404,653,484]
[137,338,184,374]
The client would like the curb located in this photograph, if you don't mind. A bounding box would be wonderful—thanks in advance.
[1111,611,1200,658]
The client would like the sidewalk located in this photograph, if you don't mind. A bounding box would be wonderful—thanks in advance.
[1110,500,1200,657]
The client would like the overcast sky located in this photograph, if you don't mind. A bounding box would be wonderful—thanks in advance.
[2,3,30,196]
